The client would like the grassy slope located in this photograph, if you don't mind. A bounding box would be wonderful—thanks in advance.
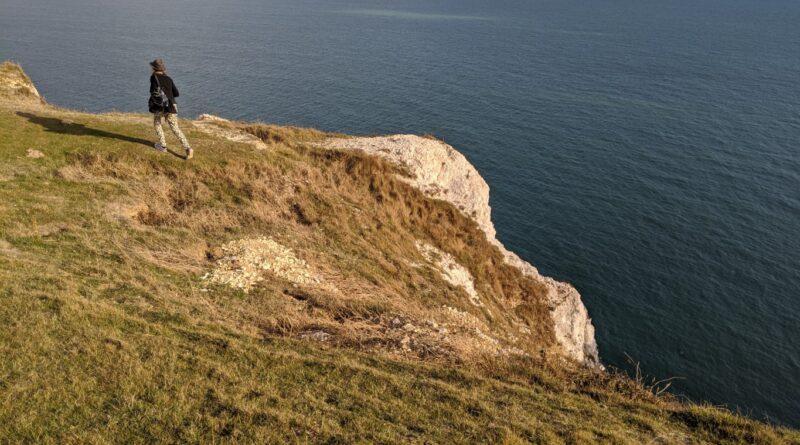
[0,65,798,444]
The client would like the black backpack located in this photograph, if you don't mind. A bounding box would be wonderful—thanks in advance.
[149,74,170,110]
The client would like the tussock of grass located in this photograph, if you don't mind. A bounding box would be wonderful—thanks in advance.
[1,62,798,443]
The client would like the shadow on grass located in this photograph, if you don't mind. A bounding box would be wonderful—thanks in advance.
[164,147,187,159]
[16,111,186,159]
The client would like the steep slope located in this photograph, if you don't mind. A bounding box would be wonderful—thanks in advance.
[319,135,598,366]
[1,61,797,444]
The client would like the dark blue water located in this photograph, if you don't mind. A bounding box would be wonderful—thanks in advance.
[2,0,799,427]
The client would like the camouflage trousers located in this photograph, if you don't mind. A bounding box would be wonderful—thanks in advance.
[153,112,191,151]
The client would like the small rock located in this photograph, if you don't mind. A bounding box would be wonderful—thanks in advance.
[302,330,331,342]
[26,149,44,159]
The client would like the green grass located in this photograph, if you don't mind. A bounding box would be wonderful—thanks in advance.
[1,63,798,444]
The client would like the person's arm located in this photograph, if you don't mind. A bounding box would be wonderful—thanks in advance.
[149,75,156,94]
[172,81,180,98]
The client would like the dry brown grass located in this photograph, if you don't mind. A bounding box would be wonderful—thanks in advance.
[236,122,333,146]
[52,120,555,365]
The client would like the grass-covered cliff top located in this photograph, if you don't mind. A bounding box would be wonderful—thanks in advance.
[1,61,797,444]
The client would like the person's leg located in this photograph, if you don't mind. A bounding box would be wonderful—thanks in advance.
[165,113,192,154]
[153,112,167,150]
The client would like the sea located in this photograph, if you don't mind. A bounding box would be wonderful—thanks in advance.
[1,0,798,427]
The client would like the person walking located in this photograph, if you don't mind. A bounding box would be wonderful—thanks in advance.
[149,58,193,159]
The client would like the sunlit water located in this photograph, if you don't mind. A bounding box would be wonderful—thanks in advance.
[2,0,799,426]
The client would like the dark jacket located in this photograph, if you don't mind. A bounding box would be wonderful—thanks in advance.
[149,73,179,114]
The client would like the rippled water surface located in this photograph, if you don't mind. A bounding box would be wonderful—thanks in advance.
[2,0,799,426]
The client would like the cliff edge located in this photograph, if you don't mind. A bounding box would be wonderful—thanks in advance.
[320,135,599,366]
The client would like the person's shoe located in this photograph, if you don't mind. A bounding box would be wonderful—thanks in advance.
[154,143,167,152]
[185,148,194,160]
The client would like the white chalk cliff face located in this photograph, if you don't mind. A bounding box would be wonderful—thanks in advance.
[321,135,600,366]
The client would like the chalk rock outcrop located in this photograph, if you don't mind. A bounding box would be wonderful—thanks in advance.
[321,135,600,366]
[417,241,483,308]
